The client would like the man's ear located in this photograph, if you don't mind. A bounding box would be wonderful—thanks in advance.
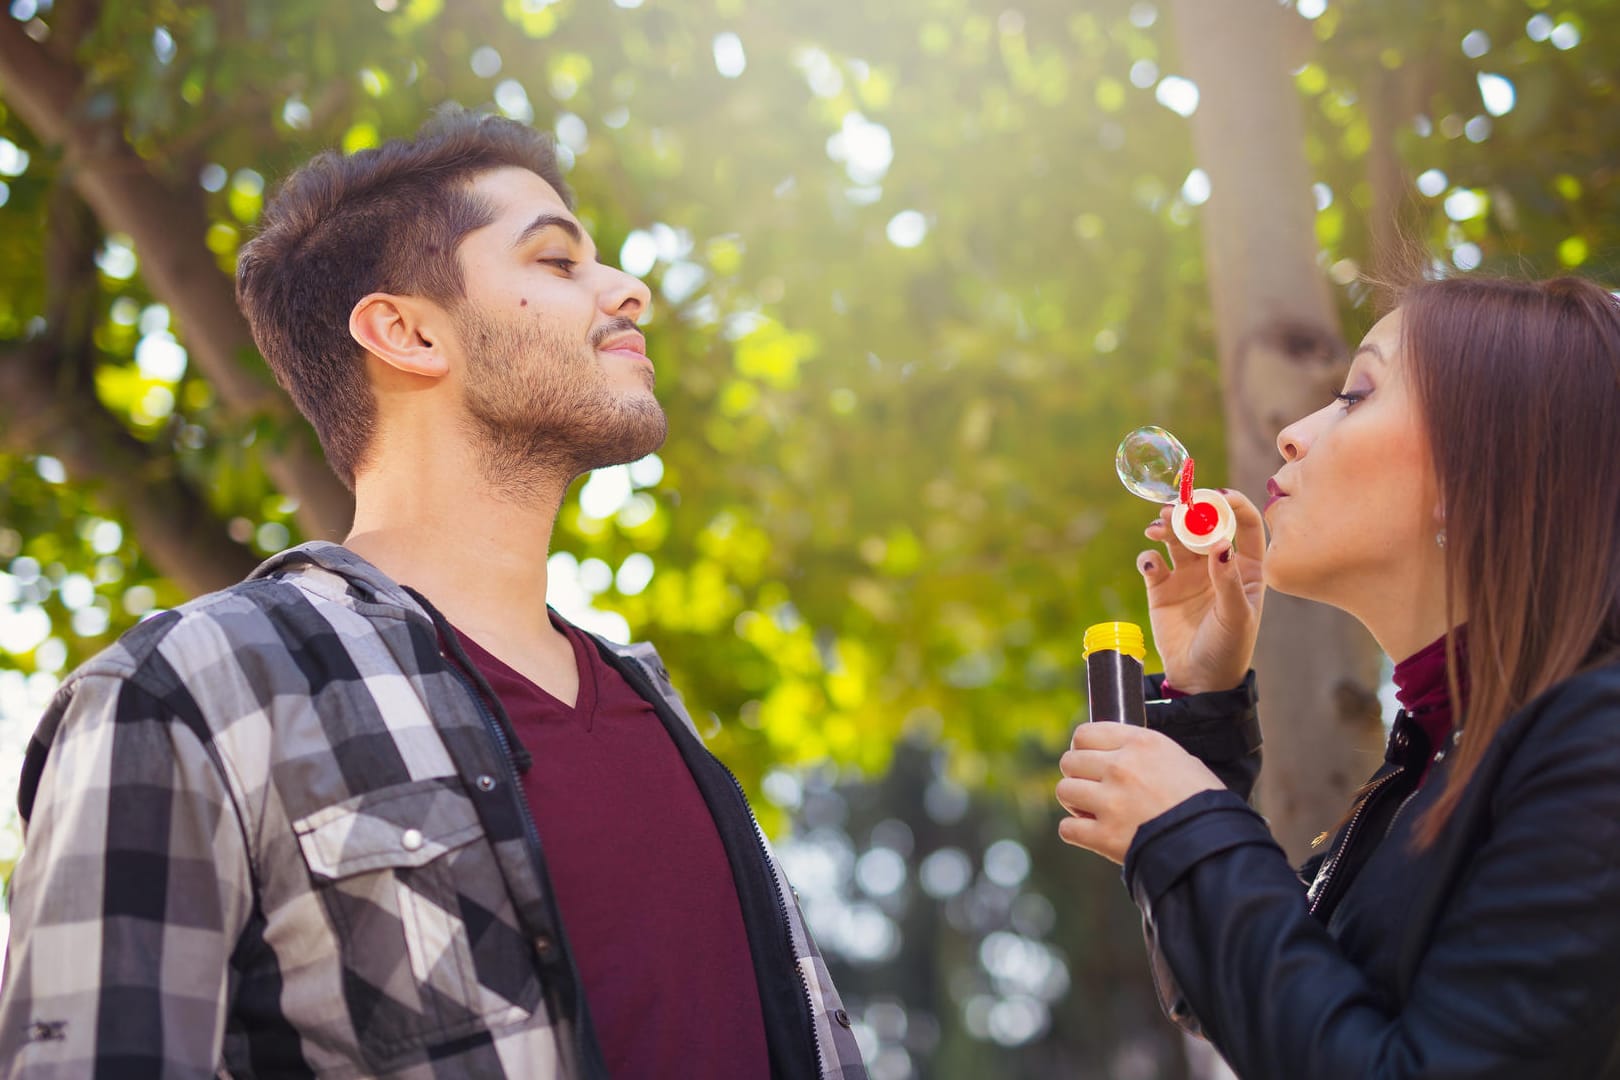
[350,293,450,379]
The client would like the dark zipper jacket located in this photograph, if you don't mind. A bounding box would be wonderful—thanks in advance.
[1131,663,1620,1079]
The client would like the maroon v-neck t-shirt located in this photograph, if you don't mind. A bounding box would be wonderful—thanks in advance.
[456,618,770,1078]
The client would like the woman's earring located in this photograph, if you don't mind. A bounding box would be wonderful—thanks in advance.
[1436,529,1447,549]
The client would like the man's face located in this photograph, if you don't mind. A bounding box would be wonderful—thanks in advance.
[449,166,665,491]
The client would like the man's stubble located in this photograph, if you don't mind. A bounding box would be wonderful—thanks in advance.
[457,307,667,503]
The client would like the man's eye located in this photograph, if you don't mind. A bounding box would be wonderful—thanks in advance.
[540,258,576,273]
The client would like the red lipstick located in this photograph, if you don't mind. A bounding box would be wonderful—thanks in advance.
[1264,477,1288,512]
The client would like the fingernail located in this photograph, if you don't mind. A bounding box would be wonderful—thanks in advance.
[1219,548,1233,564]
[1142,560,1155,572]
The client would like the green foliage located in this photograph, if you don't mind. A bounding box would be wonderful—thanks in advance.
[5,2,1620,1068]
[7,0,1620,809]
[1,0,1234,804]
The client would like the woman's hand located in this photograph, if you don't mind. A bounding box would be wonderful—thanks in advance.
[1140,489,1267,694]
[1056,722,1224,864]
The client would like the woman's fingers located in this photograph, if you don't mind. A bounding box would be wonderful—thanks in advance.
[1143,514,1176,572]
[1071,721,1136,751]
[1059,747,1110,779]
[1137,548,1173,588]
[1058,727,1222,866]
[1154,510,1198,570]
[1057,813,1107,853]
[1207,539,1255,623]
[1054,776,1099,818]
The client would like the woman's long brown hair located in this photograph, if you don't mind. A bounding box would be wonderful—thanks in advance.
[1396,275,1620,846]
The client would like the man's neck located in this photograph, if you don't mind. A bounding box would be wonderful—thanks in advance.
[344,460,569,650]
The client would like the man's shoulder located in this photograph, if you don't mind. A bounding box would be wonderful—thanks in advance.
[62,563,394,700]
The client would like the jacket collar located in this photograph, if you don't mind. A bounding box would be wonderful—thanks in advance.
[249,542,689,724]
[249,540,430,614]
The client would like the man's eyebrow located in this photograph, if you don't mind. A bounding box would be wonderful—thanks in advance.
[511,212,582,249]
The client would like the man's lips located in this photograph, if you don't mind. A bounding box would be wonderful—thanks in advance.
[597,331,649,362]
[1264,477,1288,513]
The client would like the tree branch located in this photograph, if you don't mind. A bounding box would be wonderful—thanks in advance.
[0,174,260,594]
[0,341,261,595]
[0,10,353,542]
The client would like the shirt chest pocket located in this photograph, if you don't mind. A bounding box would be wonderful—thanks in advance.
[292,777,541,1061]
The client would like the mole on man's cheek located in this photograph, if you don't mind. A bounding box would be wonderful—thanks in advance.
[520,298,528,307]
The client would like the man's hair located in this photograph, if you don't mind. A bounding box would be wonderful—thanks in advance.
[236,108,571,489]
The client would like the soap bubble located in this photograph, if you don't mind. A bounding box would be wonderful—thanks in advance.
[1116,426,1189,503]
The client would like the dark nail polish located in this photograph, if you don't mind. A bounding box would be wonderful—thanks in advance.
[1219,548,1233,564]
[1142,560,1154,572]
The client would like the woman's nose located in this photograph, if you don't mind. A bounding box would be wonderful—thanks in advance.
[1277,418,1308,463]
[1277,401,1335,462]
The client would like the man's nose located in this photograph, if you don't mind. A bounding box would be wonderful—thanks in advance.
[601,265,652,321]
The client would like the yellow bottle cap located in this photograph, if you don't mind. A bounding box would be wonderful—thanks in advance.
[1083,621,1146,661]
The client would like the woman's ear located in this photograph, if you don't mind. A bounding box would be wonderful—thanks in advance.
[349,293,449,379]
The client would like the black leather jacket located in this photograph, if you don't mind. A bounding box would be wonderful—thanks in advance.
[1132,662,1620,1079]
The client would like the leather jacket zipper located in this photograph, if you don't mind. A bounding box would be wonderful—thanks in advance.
[1385,786,1422,840]
[1307,768,1404,918]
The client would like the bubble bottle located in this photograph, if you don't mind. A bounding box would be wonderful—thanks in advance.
[1115,426,1237,556]
[1083,621,1147,725]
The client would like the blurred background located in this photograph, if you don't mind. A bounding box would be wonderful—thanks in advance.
[1,0,1615,1076]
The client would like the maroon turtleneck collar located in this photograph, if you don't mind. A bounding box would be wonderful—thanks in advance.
[1394,629,1466,784]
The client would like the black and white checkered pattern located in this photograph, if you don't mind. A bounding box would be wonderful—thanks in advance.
[0,542,866,1078]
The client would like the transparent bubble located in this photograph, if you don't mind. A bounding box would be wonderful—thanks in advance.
[1115,426,1189,503]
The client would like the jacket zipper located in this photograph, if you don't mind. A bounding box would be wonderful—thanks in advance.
[714,755,827,1079]
[443,658,600,1080]
[1385,733,1453,839]
[1385,786,1422,840]
[1307,768,1403,918]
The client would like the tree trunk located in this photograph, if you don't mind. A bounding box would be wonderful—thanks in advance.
[1364,66,1425,291]
[0,12,354,545]
[1169,0,1386,861]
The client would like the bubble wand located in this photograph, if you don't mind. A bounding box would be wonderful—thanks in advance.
[1116,427,1237,556]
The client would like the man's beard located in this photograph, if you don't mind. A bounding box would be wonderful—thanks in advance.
[456,308,667,501]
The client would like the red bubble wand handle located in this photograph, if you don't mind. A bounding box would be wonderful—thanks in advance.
[1170,456,1236,554]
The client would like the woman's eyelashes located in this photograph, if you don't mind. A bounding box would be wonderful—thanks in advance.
[1334,387,1371,410]
[539,257,576,275]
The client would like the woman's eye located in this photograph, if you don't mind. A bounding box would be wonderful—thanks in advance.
[540,258,576,273]
[1333,391,1368,409]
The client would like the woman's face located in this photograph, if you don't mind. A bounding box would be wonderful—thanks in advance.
[1263,309,1442,607]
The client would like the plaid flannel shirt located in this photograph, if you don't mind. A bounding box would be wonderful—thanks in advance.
[0,542,866,1079]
